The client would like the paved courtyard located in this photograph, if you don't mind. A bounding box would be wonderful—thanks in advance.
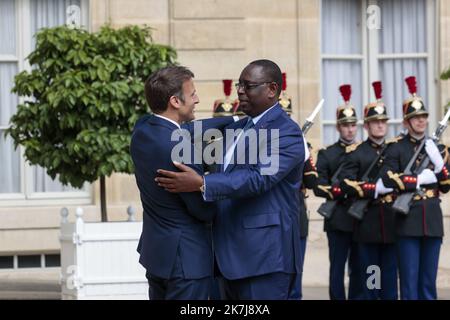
[1,269,450,300]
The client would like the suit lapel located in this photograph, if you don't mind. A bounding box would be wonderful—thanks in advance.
[224,105,284,173]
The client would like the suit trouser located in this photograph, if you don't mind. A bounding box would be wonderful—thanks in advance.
[209,277,222,300]
[397,236,442,300]
[219,272,298,300]
[358,242,398,300]
[327,230,364,300]
[146,250,211,300]
[290,236,307,300]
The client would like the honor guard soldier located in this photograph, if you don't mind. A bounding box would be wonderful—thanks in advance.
[231,99,244,117]
[339,81,398,300]
[213,79,235,117]
[380,76,450,300]
[279,72,293,115]
[313,84,364,300]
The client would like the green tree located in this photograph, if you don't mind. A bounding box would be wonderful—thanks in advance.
[441,65,450,81]
[5,25,177,221]
[442,66,450,116]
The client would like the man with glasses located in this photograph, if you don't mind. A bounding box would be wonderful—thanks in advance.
[156,59,306,300]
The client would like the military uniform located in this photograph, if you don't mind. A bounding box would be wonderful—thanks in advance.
[213,80,235,117]
[341,139,397,244]
[380,76,450,300]
[339,81,398,300]
[313,84,363,300]
[279,72,292,115]
[301,146,318,238]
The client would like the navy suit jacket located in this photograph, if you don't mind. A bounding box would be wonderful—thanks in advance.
[130,114,234,280]
[203,104,305,280]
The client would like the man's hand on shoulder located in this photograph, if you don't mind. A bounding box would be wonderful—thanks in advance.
[155,162,204,193]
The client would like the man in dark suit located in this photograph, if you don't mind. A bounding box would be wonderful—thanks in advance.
[156,60,306,300]
[130,66,236,300]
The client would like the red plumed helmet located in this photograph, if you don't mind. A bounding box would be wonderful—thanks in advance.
[339,84,352,103]
[405,76,417,96]
[282,73,287,91]
[223,79,232,97]
[372,81,382,100]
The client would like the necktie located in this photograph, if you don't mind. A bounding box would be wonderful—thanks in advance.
[223,119,255,171]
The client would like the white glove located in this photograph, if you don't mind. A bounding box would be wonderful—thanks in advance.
[303,134,310,162]
[425,139,444,173]
[417,168,437,188]
[374,178,393,199]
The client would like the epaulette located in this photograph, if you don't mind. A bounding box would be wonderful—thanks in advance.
[385,135,404,145]
[346,142,362,153]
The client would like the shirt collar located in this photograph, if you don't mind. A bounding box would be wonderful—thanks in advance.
[339,138,355,147]
[250,103,278,125]
[406,133,425,144]
[154,114,181,129]
[367,137,385,149]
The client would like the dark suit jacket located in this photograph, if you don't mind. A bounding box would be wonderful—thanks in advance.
[203,105,306,280]
[130,114,234,279]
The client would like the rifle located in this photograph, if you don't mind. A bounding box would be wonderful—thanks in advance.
[392,108,450,215]
[317,161,345,219]
[302,99,324,135]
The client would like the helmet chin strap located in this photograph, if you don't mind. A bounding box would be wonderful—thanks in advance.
[407,118,425,139]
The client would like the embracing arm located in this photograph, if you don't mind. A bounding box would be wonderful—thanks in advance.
[202,129,304,201]
[182,116,238,136]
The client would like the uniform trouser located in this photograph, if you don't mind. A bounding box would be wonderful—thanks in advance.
[290,236,308,300]
[327,231,364,300]
[358,243,398,300]
[219,272,298,300]
[397,236,442,300]
[146,250,211,300]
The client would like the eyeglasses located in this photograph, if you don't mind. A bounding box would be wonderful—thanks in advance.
[235,82,273,91]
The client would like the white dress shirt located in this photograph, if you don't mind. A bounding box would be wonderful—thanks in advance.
[223,104,278,171]
[154,114,181,129]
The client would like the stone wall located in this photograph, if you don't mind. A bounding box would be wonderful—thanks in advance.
[2,0,450,289]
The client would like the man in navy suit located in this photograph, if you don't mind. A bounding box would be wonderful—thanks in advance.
[156,60,306,300]
[130,66,236,300]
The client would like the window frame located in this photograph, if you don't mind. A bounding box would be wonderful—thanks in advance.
[319,0,437,144]
[0,0,92,206]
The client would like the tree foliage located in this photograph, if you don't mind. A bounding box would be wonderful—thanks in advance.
[5,25,176,188]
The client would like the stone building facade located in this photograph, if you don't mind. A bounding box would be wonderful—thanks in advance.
[1,0,450,287]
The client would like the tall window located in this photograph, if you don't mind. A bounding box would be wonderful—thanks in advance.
[320,0,436,145]
[0,0,90,205]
